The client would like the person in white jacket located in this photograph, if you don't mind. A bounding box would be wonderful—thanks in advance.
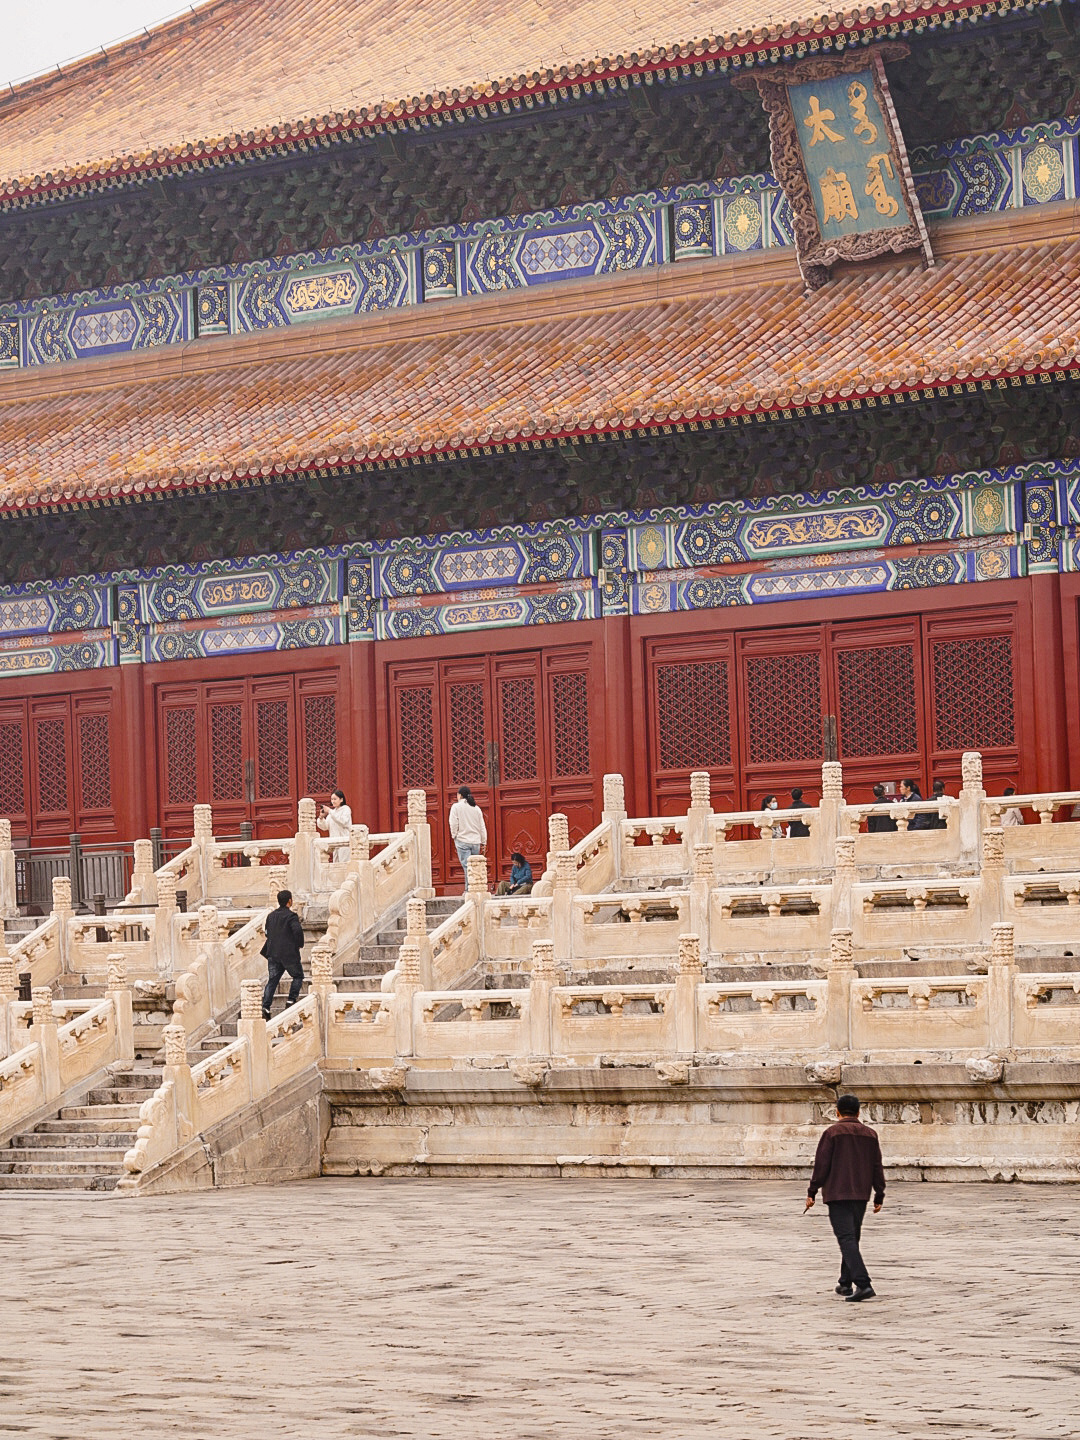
[449,785,487,878]
[317,788,353,861]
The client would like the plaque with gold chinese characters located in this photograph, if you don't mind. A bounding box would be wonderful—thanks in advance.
[736,46,932,290]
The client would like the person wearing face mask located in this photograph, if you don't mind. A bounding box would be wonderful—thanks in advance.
[761,793,783,839]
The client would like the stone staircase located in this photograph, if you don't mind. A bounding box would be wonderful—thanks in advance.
[0,1066,159,1192]
[0,894,458,1191]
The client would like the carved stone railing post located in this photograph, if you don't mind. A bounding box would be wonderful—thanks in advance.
[394,939,422,1057]
[466,855,489,967]
[0,953,15,1059]
[162,1022,198,1134]
[407,788,435,899]
[547,813,570,872]
[689,843,714,947]
[196,905,227,1015]
[292,797,317,895]
[266,865,290,911]
[131,838,155,906]
[675,933,703,1054]
[349,825,376,932]
[602,774,625,884]
[818,760,844,868]
[960,750,985,865]
[31,987,61,1100]
[107,953,135,1067]
[237,979,271,1099]
[309,943,335,1025]
[191,803,214,899]
[686,770,713,850]
[52,876,73,977]
[832,835,855,930]
[988,921,1015,1053]
[826,928,854,1052]
[0,819,15,918]
[980,825,1006,933]
[552,851,577,969]
[406,898,433,988]
[154,870,178,977]
[528,939,557,1057]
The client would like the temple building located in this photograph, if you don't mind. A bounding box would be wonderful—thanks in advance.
[1,0,1079,888]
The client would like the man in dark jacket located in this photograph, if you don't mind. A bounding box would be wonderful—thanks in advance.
[867,782,898,833]
[261,889,306,1020]
[804,1094,886,1301]
[787,787,810,838]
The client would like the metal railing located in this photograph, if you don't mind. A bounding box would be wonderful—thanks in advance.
[14,835,134,913]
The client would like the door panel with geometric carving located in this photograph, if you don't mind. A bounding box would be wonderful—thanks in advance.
[646,608,1017,811]
[0,691,117,842]
[387,644,598,890]
[157,672,336,836]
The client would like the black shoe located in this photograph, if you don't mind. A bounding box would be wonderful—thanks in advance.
[835,1283,853,1296]
[844,1285,876,1302]
[261,1010,271,1021]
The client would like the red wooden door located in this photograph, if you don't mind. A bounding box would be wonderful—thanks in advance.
[493,653,546,874]
[157,672,331,837]
[925,609,1021,793]
[737,626,826,808]
[645,635,738,815]
[543,648,595,844]
[829,618,926,805]
[0,700,30,841]
[387,643,598,891]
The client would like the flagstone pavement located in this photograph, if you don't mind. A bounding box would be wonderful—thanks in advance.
[3,1179,1077,1439]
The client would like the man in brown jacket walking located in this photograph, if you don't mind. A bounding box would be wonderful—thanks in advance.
[804,1093,886,1302]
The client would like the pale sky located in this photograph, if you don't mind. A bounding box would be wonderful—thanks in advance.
[5,2,203,87]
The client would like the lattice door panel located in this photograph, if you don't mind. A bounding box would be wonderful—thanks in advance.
[0,714,27,825]
[743,651,824,766]
[931,634,1016,752]
[255,699,292,799]
[654,660,733,771]
[447,681,488,787]
[163,705,199,807]
[835,645,919,759]
[77,712,112,812]
[302,693,339,796]
[33,714,70,817]
[209,702,245,801]
[498,676,538,782]
[549,671,590,778]
[395,685,436,790]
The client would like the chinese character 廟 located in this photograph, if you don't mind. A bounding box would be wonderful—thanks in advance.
[847,81,879,145]
[819,166,859,224]
[864,153,900,216]
[804,95,843,146]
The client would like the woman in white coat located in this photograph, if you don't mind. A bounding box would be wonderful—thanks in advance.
[449,785,487,879]
[317,788,353,861]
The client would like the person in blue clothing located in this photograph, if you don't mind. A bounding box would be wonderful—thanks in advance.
[495,851,533,895]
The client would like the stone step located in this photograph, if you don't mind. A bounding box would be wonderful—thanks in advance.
[35,1116,141,1135]
[14,1129,134,1149]
[1,1152,128,1175]
[335,978,383,993]
[59,1103,143,1122]
[0,1172,121,1191]
[84,1085,160,1105]
[1,1146,130,1170]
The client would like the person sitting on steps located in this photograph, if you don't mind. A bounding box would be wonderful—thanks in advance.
[495,852,533,895]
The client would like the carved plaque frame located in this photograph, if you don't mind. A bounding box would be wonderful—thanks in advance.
[737,46,933,290]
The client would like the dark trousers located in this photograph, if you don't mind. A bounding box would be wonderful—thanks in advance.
[262,955,304,1018]
[827,1199,871,1289]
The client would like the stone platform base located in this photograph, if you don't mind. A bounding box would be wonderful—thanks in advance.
[322,1063,1080,1183]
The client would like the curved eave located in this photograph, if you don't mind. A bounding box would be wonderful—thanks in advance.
[0,0,1050,211]
[1,206,1077,518]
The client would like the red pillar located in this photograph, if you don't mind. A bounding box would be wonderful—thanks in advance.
[1029,574,1071,792]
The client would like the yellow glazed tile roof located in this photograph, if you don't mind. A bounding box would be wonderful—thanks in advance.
[0,0,1036,203]
[0,224,1077,513]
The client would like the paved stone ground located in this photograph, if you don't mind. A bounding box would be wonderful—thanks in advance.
[2,1180,1078,1439]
